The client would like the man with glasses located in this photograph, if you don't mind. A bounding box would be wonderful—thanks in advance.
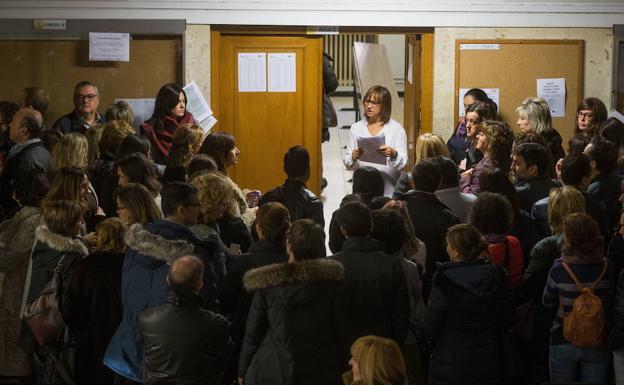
[52,80,105,134]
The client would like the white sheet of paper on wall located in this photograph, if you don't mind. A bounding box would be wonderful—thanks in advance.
[458,88,500,117]
[238,53,267,92]
[537,78,566,117]
[89,32,130,62]
[268,53,296,92]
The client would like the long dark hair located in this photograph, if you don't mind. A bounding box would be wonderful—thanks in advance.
[116,153,161,197]
[199,132,236,175]
[148,83,187,132]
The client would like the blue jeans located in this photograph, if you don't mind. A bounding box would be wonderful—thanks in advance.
[614,349,624,385]
[549,342,608,384]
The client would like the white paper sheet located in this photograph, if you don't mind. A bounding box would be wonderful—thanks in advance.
[238,53,267,92]
[197,115,218,134]
[115,98,155,129]
[357,135,387,165]
[89,32,130,62]
[458,88,500,117]
[537,78,566,118]
[268,53,296,92]
[183,80,212,122]
[459,44,500,50]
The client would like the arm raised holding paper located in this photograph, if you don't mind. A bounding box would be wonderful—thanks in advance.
[343,85,408,197]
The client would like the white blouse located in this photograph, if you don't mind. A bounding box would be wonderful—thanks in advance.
[343,118,408,197]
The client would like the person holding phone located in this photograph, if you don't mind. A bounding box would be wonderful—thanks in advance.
[344,85,408,197]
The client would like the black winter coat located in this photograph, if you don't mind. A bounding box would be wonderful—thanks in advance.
[514,175,560,213]
[20,225,88,353]
[140,292,229,385]
[420,259,504,385]
[588,171,623,235]
[63,250,124,385]
[239,258,344,385]
[331,237,410,354]
[88,154,117,217]
[608,269,624,350]
[399,190,460,298]
[259,179,324,226]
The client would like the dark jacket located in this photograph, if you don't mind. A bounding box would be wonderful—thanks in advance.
[140,111,196,165]
[0,140,51,218]
[331,237,410,352]
[399,190,460,298]
[608,233,624,278]
[52,110,105,135]
[608,269,624,350]
[104,221,196,382]
[21,226,88,353]
[419,259,504,385]
[522,235,562,301]
[459,154,493,194]
[511,208,544,264]
[259,179,324,226]
[140,292,230,385]
[63,250,124,385]
[541,128,565,163]
[447,121,467,165]
[220,240,288,346]
[514,175,560,213]
[215,216,252,254]
[239,259,344,385]
[88,154,117,217]
[588,171,623,235]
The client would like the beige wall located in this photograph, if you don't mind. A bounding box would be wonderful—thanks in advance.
[432,28,613,140]
[185,25,212,104]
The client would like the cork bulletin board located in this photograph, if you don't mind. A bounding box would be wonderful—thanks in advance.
[455,39,584,146]
[0,35,183,126]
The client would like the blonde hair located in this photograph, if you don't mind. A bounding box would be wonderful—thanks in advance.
[95,217,127,254]
[350,336,408,385]
[52,132,88,170]
[99,120,135,156]
[167,123,204,168]
[414,133,450,164]
[547,185,585,234]
[85,123,105,164]
[191,172,237,223]
[516,97,553,134]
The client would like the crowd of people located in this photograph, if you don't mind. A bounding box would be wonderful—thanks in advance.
[0,80,623,385]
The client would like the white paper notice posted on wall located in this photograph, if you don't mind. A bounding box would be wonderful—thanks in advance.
[89,32,130,62]
[183,80,213,122]
[268,53,296,92]
[537,78,566,117]
[238,53,267,92]
[458,88,500,117]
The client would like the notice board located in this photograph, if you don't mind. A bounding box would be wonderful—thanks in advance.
[0,35,183,126]
[455,39,584,146]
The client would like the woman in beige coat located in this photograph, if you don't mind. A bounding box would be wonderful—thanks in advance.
[0,170,48,378]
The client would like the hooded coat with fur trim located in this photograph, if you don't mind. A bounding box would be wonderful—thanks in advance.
[20,224,88,353]
[104,220,195,382]
[239,258,345,385]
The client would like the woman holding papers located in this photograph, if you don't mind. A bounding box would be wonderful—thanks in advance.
[344,85,407,197]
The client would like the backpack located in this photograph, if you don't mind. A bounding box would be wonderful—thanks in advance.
[560,259,608,347]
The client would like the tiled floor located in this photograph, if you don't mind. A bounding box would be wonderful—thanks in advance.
[320,96,357,244]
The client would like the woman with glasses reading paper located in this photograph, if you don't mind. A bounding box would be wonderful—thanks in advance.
[344,85,408,197]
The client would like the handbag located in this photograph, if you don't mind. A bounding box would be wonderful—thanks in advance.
[23,254,67,346]
[323,90,338,128]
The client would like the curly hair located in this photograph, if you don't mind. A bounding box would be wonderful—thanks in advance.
[167,123,204,169]
[480,120,514,173]
[562,212,603,262]
[469,191,513,235]
[99,120,135,157]
[95,217,127,254]
[191,172,237,223]
[52,132,89,170]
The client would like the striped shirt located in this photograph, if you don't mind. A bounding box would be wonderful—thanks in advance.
[542,257,615,345]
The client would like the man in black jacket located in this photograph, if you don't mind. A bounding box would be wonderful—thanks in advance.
[0,108,51,219]
[139,255,230,385]
[331,202,409,363]
[259,145,324,226]
[399,159,460,301]
[512,142,560,212]
[52,80,105,134]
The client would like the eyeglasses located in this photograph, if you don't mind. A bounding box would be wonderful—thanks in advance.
[577,112,593,119]
[364,99,382,106]
[75,94,98,101]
